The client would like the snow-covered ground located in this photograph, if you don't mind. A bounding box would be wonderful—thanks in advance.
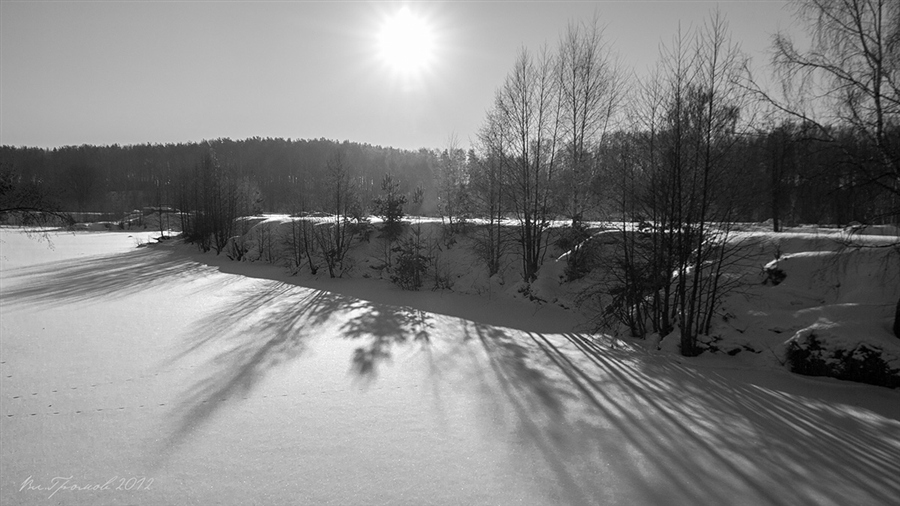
[1,228,899,505]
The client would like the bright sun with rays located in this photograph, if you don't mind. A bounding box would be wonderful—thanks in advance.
[376,7,436,80]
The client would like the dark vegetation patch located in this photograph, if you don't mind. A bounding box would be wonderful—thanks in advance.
[786,332,900,389]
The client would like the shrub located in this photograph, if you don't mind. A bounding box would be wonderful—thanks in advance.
[372,174,407,241]
[556,223,595,281]
[786,332,900,388]
[390,228,431,291]
[763,265,786,285]
[226,235,247,261]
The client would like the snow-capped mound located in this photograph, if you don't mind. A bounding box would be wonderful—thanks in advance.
[760,247,900,386]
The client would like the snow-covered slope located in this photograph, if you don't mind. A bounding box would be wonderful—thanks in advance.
[707,231,900,383]
[1,228,898,505]
[225,217,900,381]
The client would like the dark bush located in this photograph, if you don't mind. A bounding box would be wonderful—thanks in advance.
[556,223,596,281]
[763,265,786,285]
[390,233,430,291]
[372,174,407,242]
[786,332,900,388]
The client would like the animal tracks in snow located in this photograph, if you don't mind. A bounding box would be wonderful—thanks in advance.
[2,370,179,401]
[2,384,422,419]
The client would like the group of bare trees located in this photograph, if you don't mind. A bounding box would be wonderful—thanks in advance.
[177,149,262,254]
[436,135,471,232]
[469,11,747,354]
[465,1,898,348]
[470,15,625,283]
[281,150,363,278]
[765,0,898,194]
[738,0,898,229]
[0,164,73,228]
[607,13,751,355]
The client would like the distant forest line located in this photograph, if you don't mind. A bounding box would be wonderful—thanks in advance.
[0,129,895,226]
[0,138,441,218]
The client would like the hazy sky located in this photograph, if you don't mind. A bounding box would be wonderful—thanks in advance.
[1,0,797,151]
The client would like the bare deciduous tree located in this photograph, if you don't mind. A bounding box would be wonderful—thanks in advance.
[765,0,900,336]
[0,164,73,229]
[472,112,512,277]
[316,150,358,278]
[557,14,626,225]
[759,0,900,196]
[437,134,471,232]
[601,12,752,356]
[491,46,561,282]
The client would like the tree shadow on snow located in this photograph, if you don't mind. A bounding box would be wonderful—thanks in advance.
[0,247,218,308]
[411,325,900,506]
[340,303,434,379]
[158,281,438,457]
[626,355,900,506]
[460,323,597,505]
[158,284,349,454]
[491,332,900,506]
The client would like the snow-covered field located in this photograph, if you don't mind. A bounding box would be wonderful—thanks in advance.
[1,228,899,505]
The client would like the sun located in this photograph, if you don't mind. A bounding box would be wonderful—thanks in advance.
[376,7,436,79]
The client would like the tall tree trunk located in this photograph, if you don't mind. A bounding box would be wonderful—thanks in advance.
[894,295,900,339]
